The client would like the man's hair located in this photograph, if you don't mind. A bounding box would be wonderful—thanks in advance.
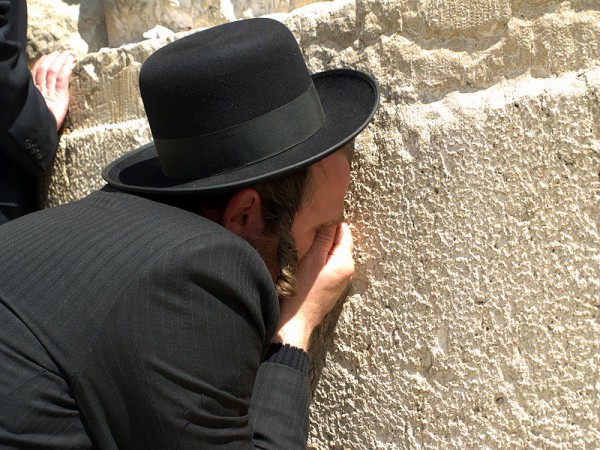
[252,168,312,298]
[148,167,312,299]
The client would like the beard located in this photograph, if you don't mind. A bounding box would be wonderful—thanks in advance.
[244,231,280,283]
[242,226,299,300]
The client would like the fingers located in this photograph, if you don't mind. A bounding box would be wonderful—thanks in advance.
[328,223,354,277]
[32,51,56,95]
[53,52,75,94]
[311,224,337,253]
[330,222,354,258]
[304,223,354,266]
[31,50,75,97]
[31,50,75,130]
[275,222,355,349]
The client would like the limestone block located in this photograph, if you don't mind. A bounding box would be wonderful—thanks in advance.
[281,0,360,72]
[355,0,600,102]
[25,0,332,56]
[234,0,322,19]
[307,67,600,449]
[417,0,512,38]
[101,0,196,47]
[43,121,152,208]
[78,0,110,53]
[67,38,172,129]
[101,0,330,47]
[26,0,107,60]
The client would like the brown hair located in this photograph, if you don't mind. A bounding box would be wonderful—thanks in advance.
[151,168,312,299]
[253,141,353,297]
[251,168,312,298]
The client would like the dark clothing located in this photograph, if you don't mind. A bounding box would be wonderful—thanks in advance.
[0,187,310,448]
[0,0,58,224]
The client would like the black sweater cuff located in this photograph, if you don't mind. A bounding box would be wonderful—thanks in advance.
[264,343,310,375]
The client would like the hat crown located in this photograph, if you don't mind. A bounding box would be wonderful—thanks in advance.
[139,18,313,141]
[102,19,379,194]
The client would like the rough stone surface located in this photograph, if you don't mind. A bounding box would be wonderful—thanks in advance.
[41,121,152,206]
[101,0,328,47]
[27,0,90,62]
[27,0,600,448]
[26,0,100,60]
[310,69,600,449]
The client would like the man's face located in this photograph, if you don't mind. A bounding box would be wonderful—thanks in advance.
[292,149,351,262]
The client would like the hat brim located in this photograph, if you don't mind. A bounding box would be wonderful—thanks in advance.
[102,69,379,195]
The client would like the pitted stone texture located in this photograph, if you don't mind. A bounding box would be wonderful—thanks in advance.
[282,0,360,72]
[417,0,512,38]
[307,68,600,449]
[27,0,96,59]
[354,0,600,103]
[234,0,319,19]
[42,121,152,207]
[101,0,329,47]
[26,0,101,60]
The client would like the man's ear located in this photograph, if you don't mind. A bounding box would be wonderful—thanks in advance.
[221,188,265,237]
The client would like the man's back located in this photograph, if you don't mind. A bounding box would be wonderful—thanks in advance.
[0,187,281,448]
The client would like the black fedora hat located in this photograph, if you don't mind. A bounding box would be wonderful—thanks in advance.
[102,18,379,195]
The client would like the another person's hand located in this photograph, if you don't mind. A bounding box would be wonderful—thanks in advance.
[272,222,355,350]
[31,50,75,130]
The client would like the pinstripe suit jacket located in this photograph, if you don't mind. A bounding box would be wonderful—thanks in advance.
[0,187,309,449]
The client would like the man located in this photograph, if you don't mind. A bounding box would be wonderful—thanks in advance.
[0,0,74,224]
[0,18,378,448]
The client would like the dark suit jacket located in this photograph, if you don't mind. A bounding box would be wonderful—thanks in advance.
[0,0,58,223]
[0,187,310,449]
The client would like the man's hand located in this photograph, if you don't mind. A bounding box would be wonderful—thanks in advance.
[272,223,355,350]
[31,50,75,131]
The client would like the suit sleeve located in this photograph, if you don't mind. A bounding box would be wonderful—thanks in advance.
[0,0,58,176]
[74,232,311,449]
[250,344,311,449]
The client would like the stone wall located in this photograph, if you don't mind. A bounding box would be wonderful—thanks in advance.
[28,0,600,448]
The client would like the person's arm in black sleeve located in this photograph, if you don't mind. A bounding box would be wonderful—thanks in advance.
[0,0,73,176]
[250,344,311,449]
[74,229,310,449]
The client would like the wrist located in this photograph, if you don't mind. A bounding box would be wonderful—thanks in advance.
[271,319,314,350]
[264,343,310,375]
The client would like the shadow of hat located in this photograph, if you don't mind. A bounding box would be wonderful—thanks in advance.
[102,18,379,195]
